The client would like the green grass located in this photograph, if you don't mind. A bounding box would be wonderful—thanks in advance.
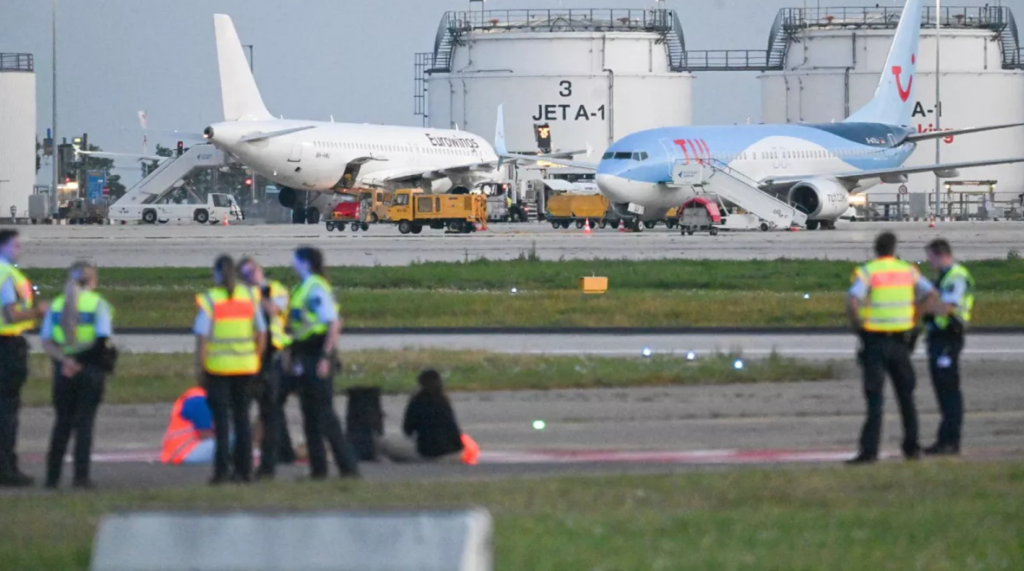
[21,350,836,406]
[2,462,1022,570]
[21,258,1024,328]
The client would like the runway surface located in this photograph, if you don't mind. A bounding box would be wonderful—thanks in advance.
[28,332,1024,361]
[17,220,1024,267]
[6,359,1023,492]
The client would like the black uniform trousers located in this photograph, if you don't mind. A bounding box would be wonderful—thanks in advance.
[289,353,359,478]
[45,364,105,485]
[254,352,294,475]
[0,336,29,477]
[927,333,964,448]
[276,364,297,464]
[858,332,920,458]
[205,373,254,480]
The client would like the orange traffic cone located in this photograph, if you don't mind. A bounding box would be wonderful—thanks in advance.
[617,219,626,232]
[583,218,592,235]
[789,224,800,232]
[928,216,936,228]
[221,213,229,226]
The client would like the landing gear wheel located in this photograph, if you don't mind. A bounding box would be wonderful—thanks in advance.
[760,222,769,232]
[710,227,719,236]
[325,221,335,232]
[291,208,307,224]
[551,221,561,229]
[411,224,423,235]
[305,207,320,225]
[806,220,820,231]
[193,209,209,224]
[632,220,644,233]
[644,220,657,230]
[398,221,413,235]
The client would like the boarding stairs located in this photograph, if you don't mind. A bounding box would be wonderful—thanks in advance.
[673,160,807,230]
[112,144,227,207]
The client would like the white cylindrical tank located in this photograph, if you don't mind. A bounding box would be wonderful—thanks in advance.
[761,8,1024,196]
[0,54,36,219]
[425,9,693,156]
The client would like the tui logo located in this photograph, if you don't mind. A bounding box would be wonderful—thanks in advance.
[893,54,915,103]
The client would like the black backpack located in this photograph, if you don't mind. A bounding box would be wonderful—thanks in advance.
[346,387,383,461]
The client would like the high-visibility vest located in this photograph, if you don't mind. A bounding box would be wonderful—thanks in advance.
[260,280,292,350]
[934,263,975,330]
[197,286,260,376]
[161,387,207,464]
[854,257,919,333]
[0,261,35,336]
[50,291,110,354]
[288,275,333,342]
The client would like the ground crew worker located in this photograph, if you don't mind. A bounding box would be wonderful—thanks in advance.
[238,257,296,478]
[161,387,216,465]
[923,239,974,456]
[846,231,936,464]
[287,246,359,479]
[194,254,266,484]
[0,229,49,487]
[40,262,113,489]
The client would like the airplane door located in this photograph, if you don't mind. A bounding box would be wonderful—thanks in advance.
[288,142,302,163]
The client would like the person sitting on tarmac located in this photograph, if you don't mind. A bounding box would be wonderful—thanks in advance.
[378,369,470,464]
[161,387,218,465]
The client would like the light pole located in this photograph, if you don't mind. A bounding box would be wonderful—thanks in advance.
[934,0,942,218]
[51,0,58,206]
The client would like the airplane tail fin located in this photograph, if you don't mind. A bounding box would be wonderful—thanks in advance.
[845,0,922,126]
[213,14,272,122]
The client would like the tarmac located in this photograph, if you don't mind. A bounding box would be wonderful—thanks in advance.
[16,220,1024,268]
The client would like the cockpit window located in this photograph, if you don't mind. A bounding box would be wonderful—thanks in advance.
[633,152,649,161]
[612,152,633,160]
[602,152,614,160]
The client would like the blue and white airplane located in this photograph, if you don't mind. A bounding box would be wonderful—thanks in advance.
[502,0,1024,230]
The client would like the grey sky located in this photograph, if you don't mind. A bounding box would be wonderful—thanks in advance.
[3,0,1019,183]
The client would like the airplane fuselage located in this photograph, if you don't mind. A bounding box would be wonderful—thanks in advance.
[596,123,917,218]
[205,120,499,193]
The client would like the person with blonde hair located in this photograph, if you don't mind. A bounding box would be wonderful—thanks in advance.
[40,261,114,489]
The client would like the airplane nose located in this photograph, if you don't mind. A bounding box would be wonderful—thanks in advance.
[596,173,629,203]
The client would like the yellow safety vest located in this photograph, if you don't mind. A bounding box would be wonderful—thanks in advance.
[51,291,110,354]
[288,275,333,342]
[197,286,260,376]
[934,263,974,330]
[853,257,919,333]
[257,280,291,350]
[0,261,35,336]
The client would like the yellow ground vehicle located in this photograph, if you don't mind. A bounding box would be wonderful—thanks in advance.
[388,189,487,234]
[359,189,392,223]
[545,194,609,229]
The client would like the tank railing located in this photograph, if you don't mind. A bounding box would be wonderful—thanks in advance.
[445,9,677,34]
[681,50,773,72]
[765,10,790,68]
[0,53,33,72]
[780,6,1009,31]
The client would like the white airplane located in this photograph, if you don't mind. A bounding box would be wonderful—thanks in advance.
[203,14,510,222]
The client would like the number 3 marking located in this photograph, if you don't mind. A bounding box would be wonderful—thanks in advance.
[559,80,572,97]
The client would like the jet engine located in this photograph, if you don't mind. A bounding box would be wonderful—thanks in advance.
[787,178,851,220]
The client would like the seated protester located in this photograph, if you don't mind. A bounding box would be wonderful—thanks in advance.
[161,387,218,465]
[379,369,465,463]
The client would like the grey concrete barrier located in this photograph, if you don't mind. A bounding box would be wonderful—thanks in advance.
[91,509,493,571]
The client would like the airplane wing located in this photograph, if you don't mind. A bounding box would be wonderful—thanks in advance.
[903,122,1024,143]
[763,156,1024,187]
[361,160,499,185]
[501,152,598,170]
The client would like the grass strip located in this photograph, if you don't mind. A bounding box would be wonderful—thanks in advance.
[21,350,836,407]
[1,462,1021,570]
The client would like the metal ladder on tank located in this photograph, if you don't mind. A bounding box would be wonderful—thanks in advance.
[112,144,227,207]
[674,159,807,230]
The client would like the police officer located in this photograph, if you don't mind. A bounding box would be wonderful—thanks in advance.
[287,246,359,479]
[40,262,113,489]
[923,239,973,456]
[194,255,266,484]
[846,232,936,464]
[238,257,296,478]
[0,229,49,487]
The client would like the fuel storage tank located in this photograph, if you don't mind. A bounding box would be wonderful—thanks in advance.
[418,9,694,157]
[0,54,36,218]
[760,6,1024,196]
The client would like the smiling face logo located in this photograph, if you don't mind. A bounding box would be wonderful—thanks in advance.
[892,54,916,102]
